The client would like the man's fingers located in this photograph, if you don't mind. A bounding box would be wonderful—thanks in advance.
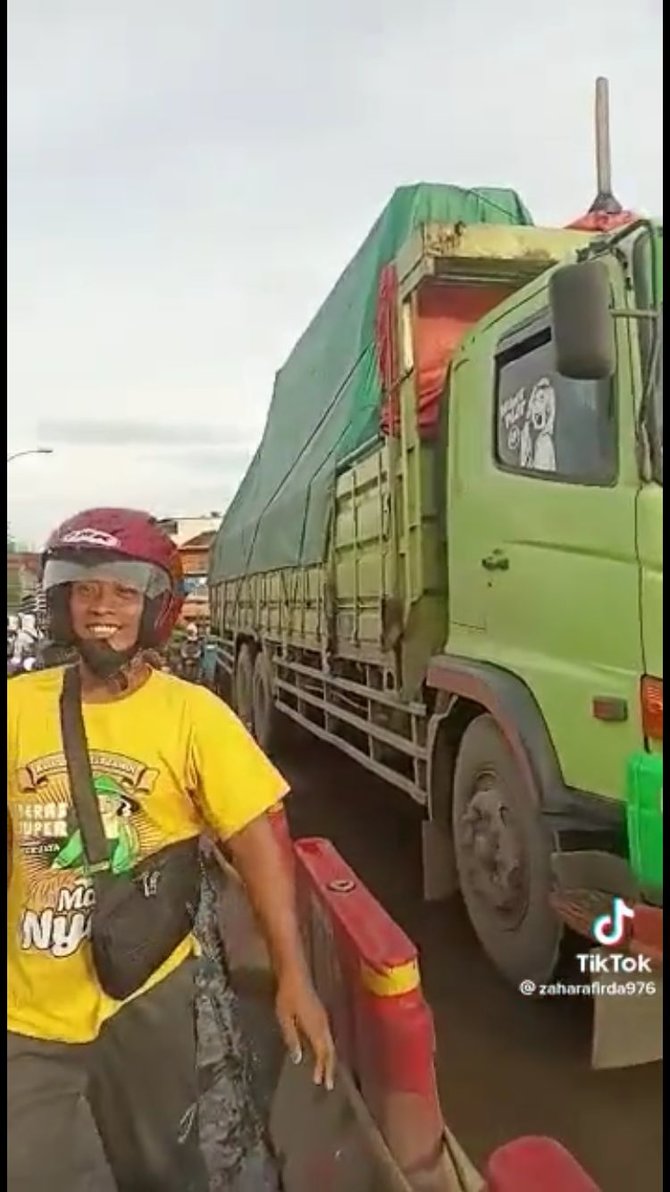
[311,1025,336,1090]
[277,1007,302,1064]
[323,1033,336,1092]
[276,981,336,1090]
[312,1049,325,1086]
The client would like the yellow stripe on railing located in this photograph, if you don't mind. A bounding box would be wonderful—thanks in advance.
[359,959,420,997]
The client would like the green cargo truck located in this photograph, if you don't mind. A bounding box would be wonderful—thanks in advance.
[209,183,663,1051]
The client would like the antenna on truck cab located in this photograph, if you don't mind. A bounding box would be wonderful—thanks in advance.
[589,76,623,215]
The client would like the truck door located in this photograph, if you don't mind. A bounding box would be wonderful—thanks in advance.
[461,306,643,802]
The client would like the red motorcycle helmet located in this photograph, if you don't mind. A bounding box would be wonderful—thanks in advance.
[42,509,184,675]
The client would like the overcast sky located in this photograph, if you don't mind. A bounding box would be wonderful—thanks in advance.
[8,0,662,547]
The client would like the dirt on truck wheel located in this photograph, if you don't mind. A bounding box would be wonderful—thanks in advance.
[215,663,233,706]
[252,653,281,757]
[234,644,255,735]
[452,713,563,986]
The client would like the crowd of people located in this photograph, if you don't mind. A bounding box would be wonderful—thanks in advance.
[7,611,42,673]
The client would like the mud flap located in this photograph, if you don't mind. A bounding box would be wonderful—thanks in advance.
[550,849,639,901]
[421,820,459,903]
[590,949,663,1070]
[550,851,663,1069]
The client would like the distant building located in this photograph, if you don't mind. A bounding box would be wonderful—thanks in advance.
[7,551,40,616]
[156,515,221,625]
[156,515,221,548]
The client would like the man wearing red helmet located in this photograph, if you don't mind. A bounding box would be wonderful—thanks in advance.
[7,508,334,1192]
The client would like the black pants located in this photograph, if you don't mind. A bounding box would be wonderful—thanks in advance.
[7,959,209,1192]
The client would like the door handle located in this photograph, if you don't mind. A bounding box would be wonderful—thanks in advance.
[481,551,509,572]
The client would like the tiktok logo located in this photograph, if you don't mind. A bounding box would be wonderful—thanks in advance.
[592,897,635,947]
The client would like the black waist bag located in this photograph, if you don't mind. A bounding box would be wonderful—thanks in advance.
[59,666,201,1002]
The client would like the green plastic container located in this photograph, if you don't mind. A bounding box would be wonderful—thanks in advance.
[626,751,663,897]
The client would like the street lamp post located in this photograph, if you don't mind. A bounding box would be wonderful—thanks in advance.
[7,448,53,465]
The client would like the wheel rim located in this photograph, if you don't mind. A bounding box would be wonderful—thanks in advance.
[457,772,529,930]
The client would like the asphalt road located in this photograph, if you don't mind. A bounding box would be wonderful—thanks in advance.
[278,727,662,1192]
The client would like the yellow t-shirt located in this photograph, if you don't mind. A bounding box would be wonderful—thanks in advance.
[7,666,288,1044]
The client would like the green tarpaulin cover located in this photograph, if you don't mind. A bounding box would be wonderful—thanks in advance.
[210,183,533,583]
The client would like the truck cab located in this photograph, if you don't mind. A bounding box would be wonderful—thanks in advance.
[446,221,662,807]
[429,221,662,1002]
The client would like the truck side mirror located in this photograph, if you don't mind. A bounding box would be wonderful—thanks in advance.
[549,259,616,380]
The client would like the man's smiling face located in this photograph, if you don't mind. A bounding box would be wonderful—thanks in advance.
[70,578,144,654]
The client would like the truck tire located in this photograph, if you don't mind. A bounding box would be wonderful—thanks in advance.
[252,652,279,756]
[234,644,255,734]
[214,662,233,706]
[452,713,562,985]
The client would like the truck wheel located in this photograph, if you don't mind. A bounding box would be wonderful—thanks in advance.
[252,652,279,755]
[452,713,562,985]
[214,663,233,706]
[234,644,255,734]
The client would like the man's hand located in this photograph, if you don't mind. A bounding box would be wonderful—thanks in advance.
[276,965,336,1090]
[225,810,336,1091]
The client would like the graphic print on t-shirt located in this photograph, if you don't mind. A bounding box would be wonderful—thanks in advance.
[15,750,160,959]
